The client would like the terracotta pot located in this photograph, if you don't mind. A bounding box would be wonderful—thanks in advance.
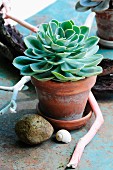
[31,76,96,121]
[95,9,113,41]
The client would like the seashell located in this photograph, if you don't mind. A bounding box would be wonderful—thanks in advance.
[56,129,71,143]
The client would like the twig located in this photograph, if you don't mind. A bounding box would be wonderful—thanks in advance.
[0,76,31,114]
[67,91,104,169]
[1,0,11,25]
[5,13,38,32]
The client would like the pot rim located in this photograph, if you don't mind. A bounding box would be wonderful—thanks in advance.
[31,76,97,95]
[31,76,97,88]
[95,8,113,14]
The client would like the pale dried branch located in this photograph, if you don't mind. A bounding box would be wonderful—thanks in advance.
[67,91,104,169]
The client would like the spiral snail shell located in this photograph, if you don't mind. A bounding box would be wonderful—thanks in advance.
[56,129,71,143]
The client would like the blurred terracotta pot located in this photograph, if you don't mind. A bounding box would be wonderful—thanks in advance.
[95,9,113,41]
[31,76,96,122]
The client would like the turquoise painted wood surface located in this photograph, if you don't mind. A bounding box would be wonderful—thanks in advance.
[0,0,113,170]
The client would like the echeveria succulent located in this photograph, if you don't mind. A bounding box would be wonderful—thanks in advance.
[13,19,103,82]
[75,0,111,12]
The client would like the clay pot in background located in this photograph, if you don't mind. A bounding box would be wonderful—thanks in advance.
[96,9,113,41]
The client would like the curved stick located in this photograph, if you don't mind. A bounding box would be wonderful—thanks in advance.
[1,0,11,25]
[67,91,104,169]
[0,76,31,114]
[5,13,38,32]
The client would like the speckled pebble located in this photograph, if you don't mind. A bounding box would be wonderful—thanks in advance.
[15,114,54,145]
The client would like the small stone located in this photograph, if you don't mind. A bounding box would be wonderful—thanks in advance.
[15,114,54,145]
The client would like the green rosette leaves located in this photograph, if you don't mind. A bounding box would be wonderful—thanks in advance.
[13,19,103,82]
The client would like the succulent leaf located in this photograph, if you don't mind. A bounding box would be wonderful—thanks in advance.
[84,45,99,58]
[80,26,89,38]
[13,19,103,82]
[65,58,85,69]
[65,29,75,39]
[77,66,102,77]
[24,49,43,59]
[69,34,79,43]
[56,52,71,58]
[56,27,65,38]
[51,42,66,52]
[61,20,73,31]
[69,52,86,59]
[33,71,54,81]
[75,0,110,12]
[46,57,65,65]
[72,25,80,34]
[21,65,36,75]
[78,34,85,43]
[66,44,78,52]
[56,39,69,46]
[45,34,53,45]
[51,19,59,26]
[30,61,52,73]
[61,62,82,74]
[52,68,83,82]
[13,56,38,69]
[92,0,110,12]
[75,1,90,12]
[32,49,46,56]
[77,54,103,67]
[80,0,100,7]
[84,36,99,48]
[38,23,48,33]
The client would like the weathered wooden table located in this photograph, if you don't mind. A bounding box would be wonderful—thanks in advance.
[0,0,113,169]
